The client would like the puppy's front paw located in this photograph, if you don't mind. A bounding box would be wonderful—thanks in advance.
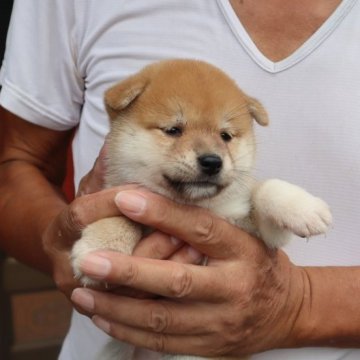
[280,194,332,238]
[71,217,142,287]
[254,179,332,247]
[71,236,103,287]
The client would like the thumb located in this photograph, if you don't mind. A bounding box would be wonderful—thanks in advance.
[114,189,256,259]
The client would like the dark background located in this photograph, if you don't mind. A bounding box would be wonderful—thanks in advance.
[0,0,13,65]
[0,0,13,64]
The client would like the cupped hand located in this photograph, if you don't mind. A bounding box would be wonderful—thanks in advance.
[42,186,130,301]
[71,189,307,357]
[43,142,202,309]
[43,186,202,311]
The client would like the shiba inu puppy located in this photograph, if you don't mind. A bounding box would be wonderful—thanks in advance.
[71,59,332,360]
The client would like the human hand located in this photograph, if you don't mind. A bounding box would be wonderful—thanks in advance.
[71,189,307,357]
[43,142,110,302]
[43,186,203,309]
[44,142,203,307]
[42,186,131,302]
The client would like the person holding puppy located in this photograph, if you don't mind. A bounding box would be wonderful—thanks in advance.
[1,1,360,360]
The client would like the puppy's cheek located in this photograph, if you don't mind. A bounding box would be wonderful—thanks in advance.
[235,137,256,166]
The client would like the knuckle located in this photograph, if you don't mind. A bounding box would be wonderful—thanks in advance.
[149,201,169,228]
[208,331,239,357]
[148,304,171,333]
[221,317,240,339]
[148,240,165,259]
[227,279,247,302]
[168,265,193,298]
[207,345,226,358]
[148,333,166,353]
[67,199,87,230]
[203,332,234,357]
[210,342,236,357]
[121,261,139,285]
[218,314,248,353]
[193,212,216,245]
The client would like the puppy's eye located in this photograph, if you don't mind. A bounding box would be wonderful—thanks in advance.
[220,132,232,142]
[163,127,183,137]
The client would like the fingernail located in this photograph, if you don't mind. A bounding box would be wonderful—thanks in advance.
[71,288,95,311]
[170,236,183,247]
[115,191,147,215]
[80,254,112,279]
[92,315,111,334]
[187,246,203,263]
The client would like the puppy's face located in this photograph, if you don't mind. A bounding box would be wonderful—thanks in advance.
[105,60,268,202]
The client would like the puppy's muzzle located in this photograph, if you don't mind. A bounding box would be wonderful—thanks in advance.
[198,154,223,176]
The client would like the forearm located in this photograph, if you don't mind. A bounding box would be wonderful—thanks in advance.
[0,160,68,274]
[291,265,360,348]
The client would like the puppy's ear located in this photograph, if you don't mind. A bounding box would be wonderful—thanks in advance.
[247,96,269,126]
[104,73,149,120]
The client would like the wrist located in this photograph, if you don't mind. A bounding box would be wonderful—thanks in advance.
[270,261,309,350]
[281,266,360,349]
[252,251,308,353]
[278,265,311,349]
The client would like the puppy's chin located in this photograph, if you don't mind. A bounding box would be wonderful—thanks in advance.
[162,175,226,202]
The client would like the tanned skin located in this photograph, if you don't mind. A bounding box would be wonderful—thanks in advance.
[2,0,360,356]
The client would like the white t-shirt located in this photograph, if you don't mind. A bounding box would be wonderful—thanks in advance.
[1,1,360,359]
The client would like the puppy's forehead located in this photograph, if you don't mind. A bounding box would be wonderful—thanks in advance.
[147,61,246,104]
[132,60,252,130]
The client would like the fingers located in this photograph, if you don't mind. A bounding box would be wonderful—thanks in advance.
[114,189,257,259]
[72,289,214,335]
[168,245,204,264]
[97,232,203,299]
[78,251,229,301]
[71,288,217,355]
[133,231,204,264]
[132,231,183,259]
[57,185,140,243]
[92,315,211,356]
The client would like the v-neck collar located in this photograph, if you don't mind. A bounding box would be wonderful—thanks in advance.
[217,0,357,73]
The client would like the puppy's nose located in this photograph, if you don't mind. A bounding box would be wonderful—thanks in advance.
[198,154,223,176]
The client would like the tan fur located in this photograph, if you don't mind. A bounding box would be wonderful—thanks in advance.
[71,59,332,360]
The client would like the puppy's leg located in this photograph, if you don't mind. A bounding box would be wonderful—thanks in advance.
[71,216,142,286]
[252,179,332,248]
